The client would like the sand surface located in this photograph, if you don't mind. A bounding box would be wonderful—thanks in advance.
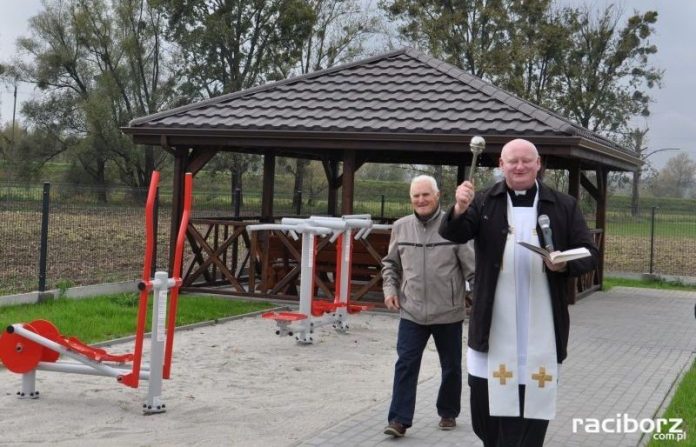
[0,312,442,446]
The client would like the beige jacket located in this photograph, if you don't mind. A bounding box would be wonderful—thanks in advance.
[382,208,475,325]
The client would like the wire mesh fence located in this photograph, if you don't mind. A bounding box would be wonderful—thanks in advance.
[1,184,43,295]
[1,182,695,296]
[0,182,172,295]
[604,206,696,276]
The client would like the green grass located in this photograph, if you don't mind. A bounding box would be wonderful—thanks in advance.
[603,276,696,292]
[647,360,696,446]
[606,220,696,239]
[0,293,274,344]
[603,276,696,446]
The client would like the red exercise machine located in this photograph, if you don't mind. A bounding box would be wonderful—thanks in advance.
[0,171,193,414]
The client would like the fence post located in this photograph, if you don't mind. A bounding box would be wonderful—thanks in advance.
[649,206,657,274]
[38,182,51,292]
[380,194,385,220]
[233,188,241,219]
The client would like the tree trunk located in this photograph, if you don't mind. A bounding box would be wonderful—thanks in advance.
[433,165,443,189]
[292,159,308,211]
[230,166,244,208]
[144,145,155,187]
[629,129,647,217]
[96,159,108,203]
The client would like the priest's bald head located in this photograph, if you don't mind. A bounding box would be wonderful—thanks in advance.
[499,139,541,191]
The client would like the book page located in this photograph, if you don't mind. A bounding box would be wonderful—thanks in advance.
[517,242,591,264]
[517,241,550,260]
[549,247,591,263]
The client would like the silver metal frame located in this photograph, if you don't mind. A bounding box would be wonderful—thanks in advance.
[7,269,175,415]
[248,215,391,344]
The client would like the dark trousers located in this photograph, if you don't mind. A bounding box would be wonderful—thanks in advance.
[387,318,463,427]
[469,374,549,447]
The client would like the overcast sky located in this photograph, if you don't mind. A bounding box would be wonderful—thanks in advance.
[1,0,694,170]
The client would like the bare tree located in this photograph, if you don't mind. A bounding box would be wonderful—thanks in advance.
[651,153,696,199]
[621,127,679,215]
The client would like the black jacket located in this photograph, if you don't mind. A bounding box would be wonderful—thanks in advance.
[438,181,599,363]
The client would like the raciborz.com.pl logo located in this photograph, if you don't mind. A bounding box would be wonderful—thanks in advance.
[573,414,687,442]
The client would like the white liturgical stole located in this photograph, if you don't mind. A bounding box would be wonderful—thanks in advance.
[486,191,558,420]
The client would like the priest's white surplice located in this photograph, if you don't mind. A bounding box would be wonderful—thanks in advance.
[483,191,558,420]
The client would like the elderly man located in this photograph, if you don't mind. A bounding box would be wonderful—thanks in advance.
[382,175,475,438]
[439,139,599,446]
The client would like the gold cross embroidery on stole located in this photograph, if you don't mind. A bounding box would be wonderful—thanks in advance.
[493,364,513,385]
[531,367,553,388]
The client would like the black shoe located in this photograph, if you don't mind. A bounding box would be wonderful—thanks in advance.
[384,420,407,437]
[439,417,456,430]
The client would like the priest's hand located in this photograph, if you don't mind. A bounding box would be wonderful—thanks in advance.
[384,295,401,310]
[543,255,567,272]
[454,180,475,217]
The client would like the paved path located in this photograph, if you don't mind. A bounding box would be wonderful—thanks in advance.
[294,287,696,447]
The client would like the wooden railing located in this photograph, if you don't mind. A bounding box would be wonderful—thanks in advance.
[182,218,254,295]
[570,228,604,303]
[181,217,389,303]
[181,217,603,305]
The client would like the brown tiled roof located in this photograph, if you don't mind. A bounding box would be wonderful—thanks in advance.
[125,47,638,168]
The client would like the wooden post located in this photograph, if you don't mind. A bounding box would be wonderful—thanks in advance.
[341,150,356,215]
[169,148,187,275]
[568,160,580,199]
[595,167,608,288]
[457,162,467,185]
[261,152,276,223]
[323,160,339,216]
[566,160,581,303]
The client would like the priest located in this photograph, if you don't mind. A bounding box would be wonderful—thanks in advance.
[439,138,599,446]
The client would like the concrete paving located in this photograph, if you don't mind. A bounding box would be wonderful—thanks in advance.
[293,287,696,447]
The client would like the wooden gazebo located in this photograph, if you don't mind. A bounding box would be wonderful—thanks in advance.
[122,48,640,304]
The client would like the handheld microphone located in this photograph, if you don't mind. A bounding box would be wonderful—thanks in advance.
[538,214,554,252]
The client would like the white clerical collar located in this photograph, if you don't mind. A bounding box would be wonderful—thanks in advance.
[510,180,539,197]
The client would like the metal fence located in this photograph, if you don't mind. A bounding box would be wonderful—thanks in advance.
[603,206,696,277]
[1,182,695,296]
[0,182,168,295]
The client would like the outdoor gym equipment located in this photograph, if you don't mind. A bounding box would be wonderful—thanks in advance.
[0,170,193,414]
[248,215,390,343]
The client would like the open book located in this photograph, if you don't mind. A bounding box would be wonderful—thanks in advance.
[517,241,591,264]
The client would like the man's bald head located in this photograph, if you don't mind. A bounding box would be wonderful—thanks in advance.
[500,139,539,159]
[499,139,541,190]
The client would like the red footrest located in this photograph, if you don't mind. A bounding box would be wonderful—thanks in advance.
[311,300,344,316]
[347,303,373,314]
[261,311,308,322]
[62,337,134,363]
